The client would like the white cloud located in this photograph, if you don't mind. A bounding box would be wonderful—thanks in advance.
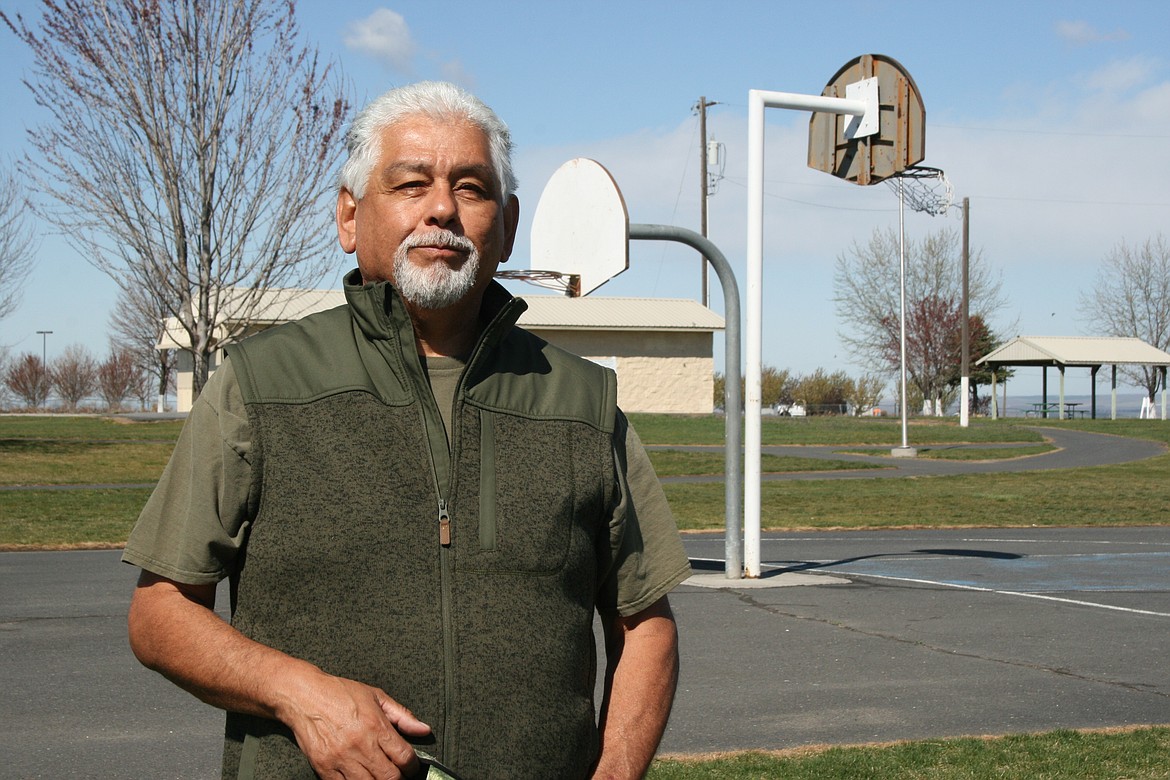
[1055,19,1130,45]
[343,9,417,73]
[437,59,475,90]
[1085,56,1159,93]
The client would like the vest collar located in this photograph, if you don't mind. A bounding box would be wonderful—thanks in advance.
[342,268,529,350]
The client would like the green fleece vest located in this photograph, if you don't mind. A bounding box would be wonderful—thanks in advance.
[221,275,618,780]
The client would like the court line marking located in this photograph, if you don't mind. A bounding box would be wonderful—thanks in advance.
[820,570,1170,618]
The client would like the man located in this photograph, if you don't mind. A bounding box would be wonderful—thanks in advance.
[124,81,691,780]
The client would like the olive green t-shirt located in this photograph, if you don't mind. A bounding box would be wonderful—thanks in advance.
[123,357,691,618]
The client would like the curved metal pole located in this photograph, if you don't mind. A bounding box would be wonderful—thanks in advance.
[630,223,742,579]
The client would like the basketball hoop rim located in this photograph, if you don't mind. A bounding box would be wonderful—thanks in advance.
[890,164,947,180]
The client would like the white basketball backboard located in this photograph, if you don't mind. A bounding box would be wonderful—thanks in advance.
[529,158,629,296]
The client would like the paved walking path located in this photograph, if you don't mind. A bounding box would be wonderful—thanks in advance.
[655,426,1167,483]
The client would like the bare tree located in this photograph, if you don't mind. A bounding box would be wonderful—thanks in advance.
[3,0,349,398]
[834,227,1008,413]
[0,347,12,408]
[0,162,35,322]
[50,343,98,411]
[4,352,52,408]
[1078,235,1170,401]
[109,284,176,412]
[98,347,142,411]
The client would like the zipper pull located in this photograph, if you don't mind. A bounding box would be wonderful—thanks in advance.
[438,500,451,547]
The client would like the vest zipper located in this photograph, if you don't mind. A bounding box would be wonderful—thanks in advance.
[438,499,452,546]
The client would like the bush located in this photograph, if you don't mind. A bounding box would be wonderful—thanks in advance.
[98,348,144,412]
[4,353,52,409]
[50,344,98,412]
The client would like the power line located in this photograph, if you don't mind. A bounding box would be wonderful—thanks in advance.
[932,122,1170,140]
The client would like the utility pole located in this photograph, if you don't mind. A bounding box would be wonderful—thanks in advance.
[960,197,970,427]
[695,96,718,307]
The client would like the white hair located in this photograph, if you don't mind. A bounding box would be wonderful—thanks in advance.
[338,81,517,202]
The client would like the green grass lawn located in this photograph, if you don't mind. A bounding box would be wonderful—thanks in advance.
[648,726,1170,779]
[648,449,882,477]
[3,414,1170,546]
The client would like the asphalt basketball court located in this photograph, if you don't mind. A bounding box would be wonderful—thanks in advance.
[4,524,1170,777]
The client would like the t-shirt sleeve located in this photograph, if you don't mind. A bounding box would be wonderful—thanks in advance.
[120,360,254,585]
[597,412,692,617]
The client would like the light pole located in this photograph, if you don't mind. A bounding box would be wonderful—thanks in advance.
[36,330,53,365]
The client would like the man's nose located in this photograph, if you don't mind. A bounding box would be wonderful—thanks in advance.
[423,184,459,228]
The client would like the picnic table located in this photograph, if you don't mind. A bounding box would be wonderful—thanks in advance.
[1025,401,1085,419]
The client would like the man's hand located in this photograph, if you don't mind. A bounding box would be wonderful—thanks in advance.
[592,596,679,779]
[279,669,431,779]
[128,571,431,779]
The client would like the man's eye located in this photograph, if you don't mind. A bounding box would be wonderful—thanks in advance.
[456,183,489,198]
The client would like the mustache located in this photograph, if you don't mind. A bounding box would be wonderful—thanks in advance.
[399,229,476,254]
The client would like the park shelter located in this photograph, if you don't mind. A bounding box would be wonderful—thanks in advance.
[159,288,724,415]
[976,336,1170,420]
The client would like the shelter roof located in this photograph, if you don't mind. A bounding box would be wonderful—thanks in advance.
[517,295,724,332]
[157,287,723,349]
[977,336,1170,368]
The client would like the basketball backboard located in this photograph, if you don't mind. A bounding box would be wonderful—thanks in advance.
[528,158,629,296]
[807,54,925,185]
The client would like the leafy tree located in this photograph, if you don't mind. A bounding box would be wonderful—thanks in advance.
[1078,235,1170,401]
[793,369,852,414]
[3,0,349,398]
[945,314,1010,416]
[835,227,1007,414]
[4,352,51,408]
[50,344,98,411]
[714,365,796,409]
[0,162,35,322]
[847,373,886,416]
[761,366,796,407]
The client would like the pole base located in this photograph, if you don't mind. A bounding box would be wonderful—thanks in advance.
[891,446,918,458]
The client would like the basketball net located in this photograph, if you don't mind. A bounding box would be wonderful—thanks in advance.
[494,269,581,297]
[884,165,953,216]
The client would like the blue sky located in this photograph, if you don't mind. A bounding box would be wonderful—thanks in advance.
[2,0,1169,400]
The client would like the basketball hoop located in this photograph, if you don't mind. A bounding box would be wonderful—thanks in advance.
[494,268,581,296]
[884,165,953,217]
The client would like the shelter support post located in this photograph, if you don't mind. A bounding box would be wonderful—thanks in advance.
[990,368,998,419]
[1155,369,1165,423]
[1059,367,1066,419]
[1042,367,1048,419]
[1112,365,1118,420]
[1090,365,1099,420]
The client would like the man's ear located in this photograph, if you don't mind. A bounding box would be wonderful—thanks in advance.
[336,188,358,254]
[499,194,520,264]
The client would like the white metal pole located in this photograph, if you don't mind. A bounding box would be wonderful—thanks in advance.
[745,91,765,578]
[898,179,910,447]
[744,89,867,578]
